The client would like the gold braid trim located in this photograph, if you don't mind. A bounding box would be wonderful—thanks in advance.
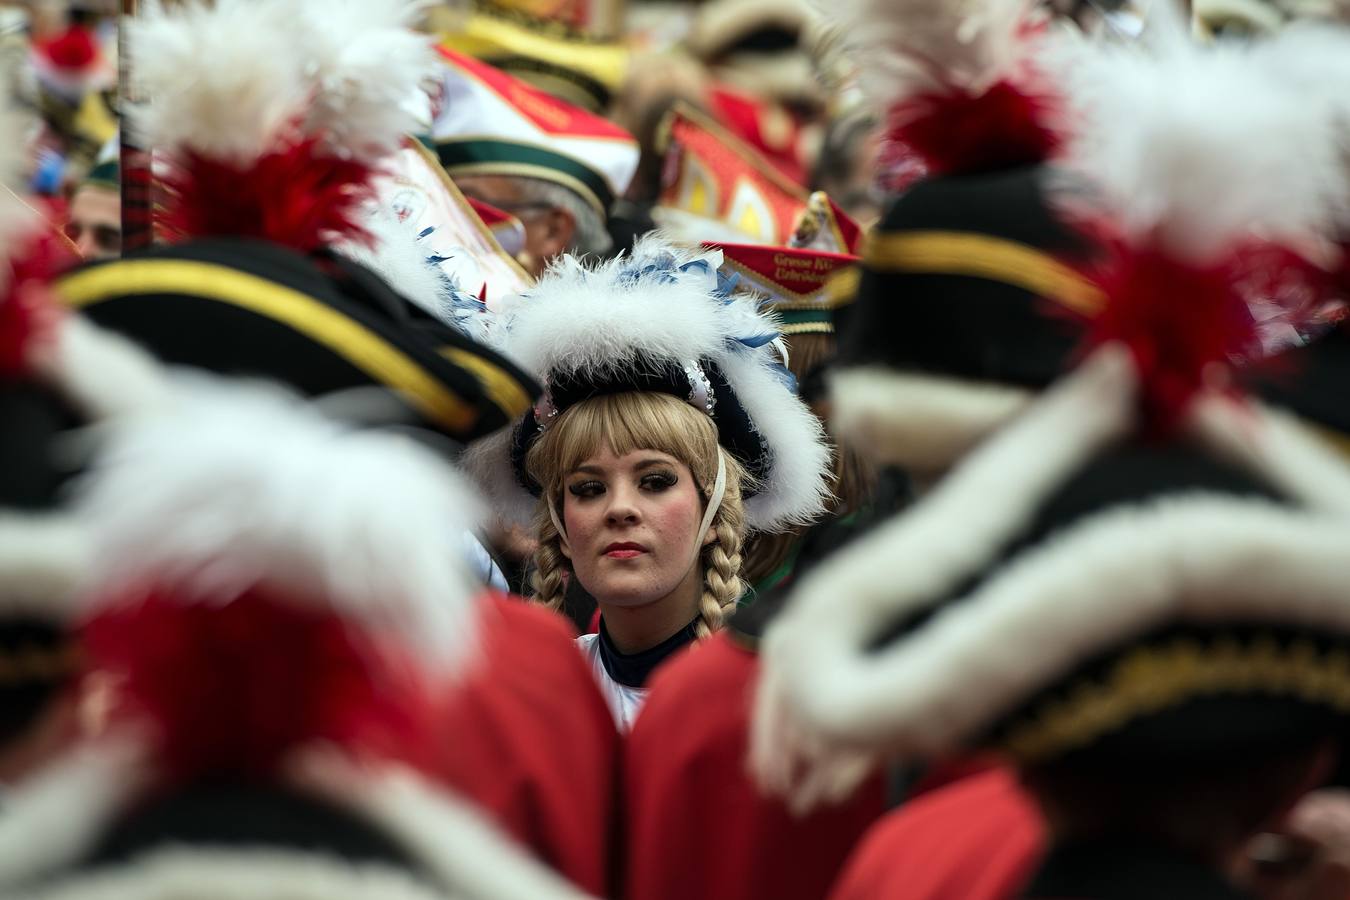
[0,642,81,687]
[1000,634,1350,764]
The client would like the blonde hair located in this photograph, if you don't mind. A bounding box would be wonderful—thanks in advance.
[525,391,748,638]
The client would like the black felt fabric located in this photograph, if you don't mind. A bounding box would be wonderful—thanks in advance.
[835,166,1093,387]
[65,239,539,443]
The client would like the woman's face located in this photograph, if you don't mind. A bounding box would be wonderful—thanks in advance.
[559,444,710,608]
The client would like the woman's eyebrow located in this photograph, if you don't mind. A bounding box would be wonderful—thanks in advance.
[634,457,674,470]
[570,464,605,476]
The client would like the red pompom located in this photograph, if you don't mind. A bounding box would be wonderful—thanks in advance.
[158,134,377,254]
[81,588,442,784]
[887,79,1061,178]
[1084,243,1268,431]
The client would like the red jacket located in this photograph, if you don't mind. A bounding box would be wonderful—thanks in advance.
[439,595,619,896]
[831,767,1046,900]
[625,631,886,900]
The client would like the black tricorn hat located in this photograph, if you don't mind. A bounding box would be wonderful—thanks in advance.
[752,346,1350,809]
[55,238,541,447]
[828,166,1105,473]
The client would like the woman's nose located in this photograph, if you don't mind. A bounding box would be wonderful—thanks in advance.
[604,485,641,524]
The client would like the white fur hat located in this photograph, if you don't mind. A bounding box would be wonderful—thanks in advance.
[463,236,832,534]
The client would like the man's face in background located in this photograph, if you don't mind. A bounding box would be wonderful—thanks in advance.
[64,185,120,260]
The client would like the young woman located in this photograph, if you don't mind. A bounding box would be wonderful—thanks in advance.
[469,239,831,728]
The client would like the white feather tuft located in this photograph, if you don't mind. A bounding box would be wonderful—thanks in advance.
[0,735,152,889]
[807,0,1040,110]
[26,849,453,900]
[74,376,485,675]
[296,0,439,162]
[0,515,91,620]
[129,0,309,162]
[1056,13,1350,261]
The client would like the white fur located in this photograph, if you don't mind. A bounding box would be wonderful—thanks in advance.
[808,0,1042,110]
[25,850,451,900]
[468,237,831,533]
[339,207,457,323]
[0,515,90,618]
[1055,8,1350,261]
[1188,394,1350,514]
[719,346,832,531]
[0,735,151,889]
[289,750,597,900]
[29,316,171,420]
[295,0,439,163]
[129,0,309,162]
[752,345,1138,809]
[827,366,1032,474]
[763,498,1350,811]
[73,377,484,676]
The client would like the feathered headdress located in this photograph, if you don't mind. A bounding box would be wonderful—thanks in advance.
[464,236,832,534]
[1056,3,1350,427]
[812,0,1062,181]
[129,0,438,252]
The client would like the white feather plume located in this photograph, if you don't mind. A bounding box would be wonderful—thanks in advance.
[295,0,439,162]
[129,0,309,161]
[1056,10,1350,261]
[464,236,831,533]
[808,0,1039,111]
[74,376,485,675]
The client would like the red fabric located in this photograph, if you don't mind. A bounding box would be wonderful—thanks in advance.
[708,87,810,187]
[159,135,377,253]
[624,632,885,900]
[438,595,618,896]
[889,79,1060,178]
[2,230,75,377]
[35,26,99,71]
[830,767,1046,900]
[81,588,442,783]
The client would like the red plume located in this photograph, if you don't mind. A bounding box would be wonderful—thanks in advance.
[1,230,76,378]
[888,78,1061,178]
[81,587,442,784]
[1083,242,1274,431]
[158,133,378,253]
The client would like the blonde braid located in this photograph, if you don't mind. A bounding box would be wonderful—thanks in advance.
[529,499,569,612]
[694,488,746,638]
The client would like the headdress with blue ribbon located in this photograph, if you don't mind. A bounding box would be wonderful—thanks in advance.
[464,236,831,534]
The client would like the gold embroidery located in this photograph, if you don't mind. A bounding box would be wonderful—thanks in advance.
[1001,634,1350,763]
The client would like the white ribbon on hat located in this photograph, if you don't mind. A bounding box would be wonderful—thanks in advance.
[548,447,727,567]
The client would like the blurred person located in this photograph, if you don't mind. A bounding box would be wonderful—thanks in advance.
[811,108,886,226]
[755,6,1350,897]
[62,156,116,259]
[432,49,639,275]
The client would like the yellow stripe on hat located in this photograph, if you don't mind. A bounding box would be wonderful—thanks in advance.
[863,231,1106,316]
[439,346,534,419]
[59,260,478,434]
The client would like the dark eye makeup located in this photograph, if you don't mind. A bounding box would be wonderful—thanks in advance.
[640,471,678,492]
[568,480,605,498]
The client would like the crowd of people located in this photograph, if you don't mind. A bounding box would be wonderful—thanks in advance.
[3,0,1350,897]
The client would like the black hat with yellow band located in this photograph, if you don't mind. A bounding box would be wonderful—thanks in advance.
[56,239,540,446]
[829,167,1104,474]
